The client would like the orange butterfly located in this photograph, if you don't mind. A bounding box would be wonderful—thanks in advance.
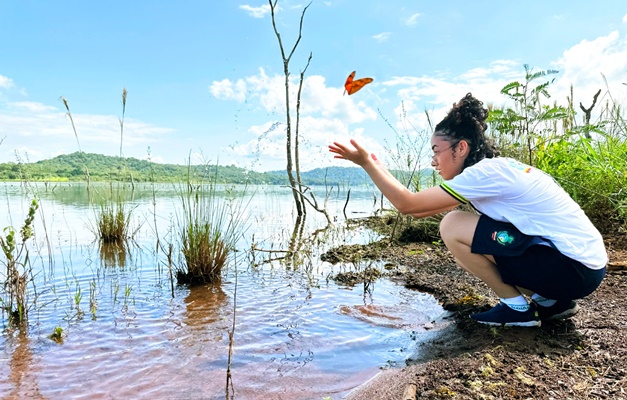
[344,71,373,95]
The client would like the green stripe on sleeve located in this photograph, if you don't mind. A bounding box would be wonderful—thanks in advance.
[440,183,468,204]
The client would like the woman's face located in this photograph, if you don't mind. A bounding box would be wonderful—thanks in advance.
[430,135,467,180]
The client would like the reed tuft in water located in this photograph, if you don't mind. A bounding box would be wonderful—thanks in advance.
[178,218,230,284]
[95,200,131,243]
[175,170,249,285]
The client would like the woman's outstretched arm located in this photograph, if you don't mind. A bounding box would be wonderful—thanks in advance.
[329,139,460,217]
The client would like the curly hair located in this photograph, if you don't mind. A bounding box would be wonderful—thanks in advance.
[434,93,499,169]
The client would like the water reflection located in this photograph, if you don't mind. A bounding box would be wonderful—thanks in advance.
[5,331,43,399]
[183,283,229,335]
[99,241,129,268]
[181,284,232,397]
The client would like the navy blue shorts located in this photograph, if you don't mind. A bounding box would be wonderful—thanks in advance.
[471,215,605,300]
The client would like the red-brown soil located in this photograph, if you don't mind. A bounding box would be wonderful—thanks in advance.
[325,217,627,399]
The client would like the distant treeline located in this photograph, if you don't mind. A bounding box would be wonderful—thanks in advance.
[0,152,377,186]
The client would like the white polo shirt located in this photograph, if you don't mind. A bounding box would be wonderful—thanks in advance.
[440,157,608,270]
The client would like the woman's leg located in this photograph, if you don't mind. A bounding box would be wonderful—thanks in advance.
[439,210,522,299]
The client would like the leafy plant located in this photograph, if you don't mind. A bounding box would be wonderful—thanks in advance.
[0,199,39,326]
[487,65,627,233]
[49,326,64,343]
[488,64,572,165]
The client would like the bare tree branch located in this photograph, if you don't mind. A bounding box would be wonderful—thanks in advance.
[294,52,313,215]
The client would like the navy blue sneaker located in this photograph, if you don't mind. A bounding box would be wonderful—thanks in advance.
[534,299,579,321]
[471,302,541,327]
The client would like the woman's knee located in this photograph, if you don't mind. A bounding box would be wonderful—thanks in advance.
[439,210,479,244]
[439,210,466,238]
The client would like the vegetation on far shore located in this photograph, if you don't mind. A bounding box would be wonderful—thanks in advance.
[0,152,377,186]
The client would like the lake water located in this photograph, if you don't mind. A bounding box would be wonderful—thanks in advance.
[0,182,446,399]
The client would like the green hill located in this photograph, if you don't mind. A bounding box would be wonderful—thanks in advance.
[267,166,373,186]
[0,152,377,186]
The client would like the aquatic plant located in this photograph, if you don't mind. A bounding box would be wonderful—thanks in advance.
[0,198,39,326]
[179,217,230,284]
[93,200,130,242]
[91,189,141,246]
[48,326,64,343]
[89,278,98,320]
[60,96,91,185]
[175,171,250,285]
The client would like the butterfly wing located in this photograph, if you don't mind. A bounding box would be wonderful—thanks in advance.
[344,71,356,95]
[347,77,373,95]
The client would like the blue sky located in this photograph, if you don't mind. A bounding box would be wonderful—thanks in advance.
[1,1,626,171]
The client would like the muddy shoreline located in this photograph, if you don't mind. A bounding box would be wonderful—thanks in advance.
[325,216,627,399]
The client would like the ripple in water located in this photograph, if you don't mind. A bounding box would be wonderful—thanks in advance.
[0,183,449,399]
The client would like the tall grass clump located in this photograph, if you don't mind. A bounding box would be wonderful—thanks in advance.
[87,88,140,245]
[90,184,139,245]
[94,198,135,243]
[488,64,627,233]
[175,170,250,285]
[1,199,38,326]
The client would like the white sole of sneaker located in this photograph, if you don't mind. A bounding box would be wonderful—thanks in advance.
[474,320,542,327]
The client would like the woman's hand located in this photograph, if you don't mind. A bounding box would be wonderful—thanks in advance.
[328,139,376,167]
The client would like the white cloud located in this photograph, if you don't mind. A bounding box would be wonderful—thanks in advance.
[378,30,627,143]
[212,71,379,171]
[383,60,522,109]
[403,13,421,26]
[0,75,14,89]
[210,68,378,123]
[239,4,272,18]
[9,101,57,113]
[372,32,392,43]
[209,78,247,102]
[246,69,289,113]
[458,60,520,82]
[551,30,627,118]
[0,97,176,164]
[623,13,627,23]
[210,68,284,111]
